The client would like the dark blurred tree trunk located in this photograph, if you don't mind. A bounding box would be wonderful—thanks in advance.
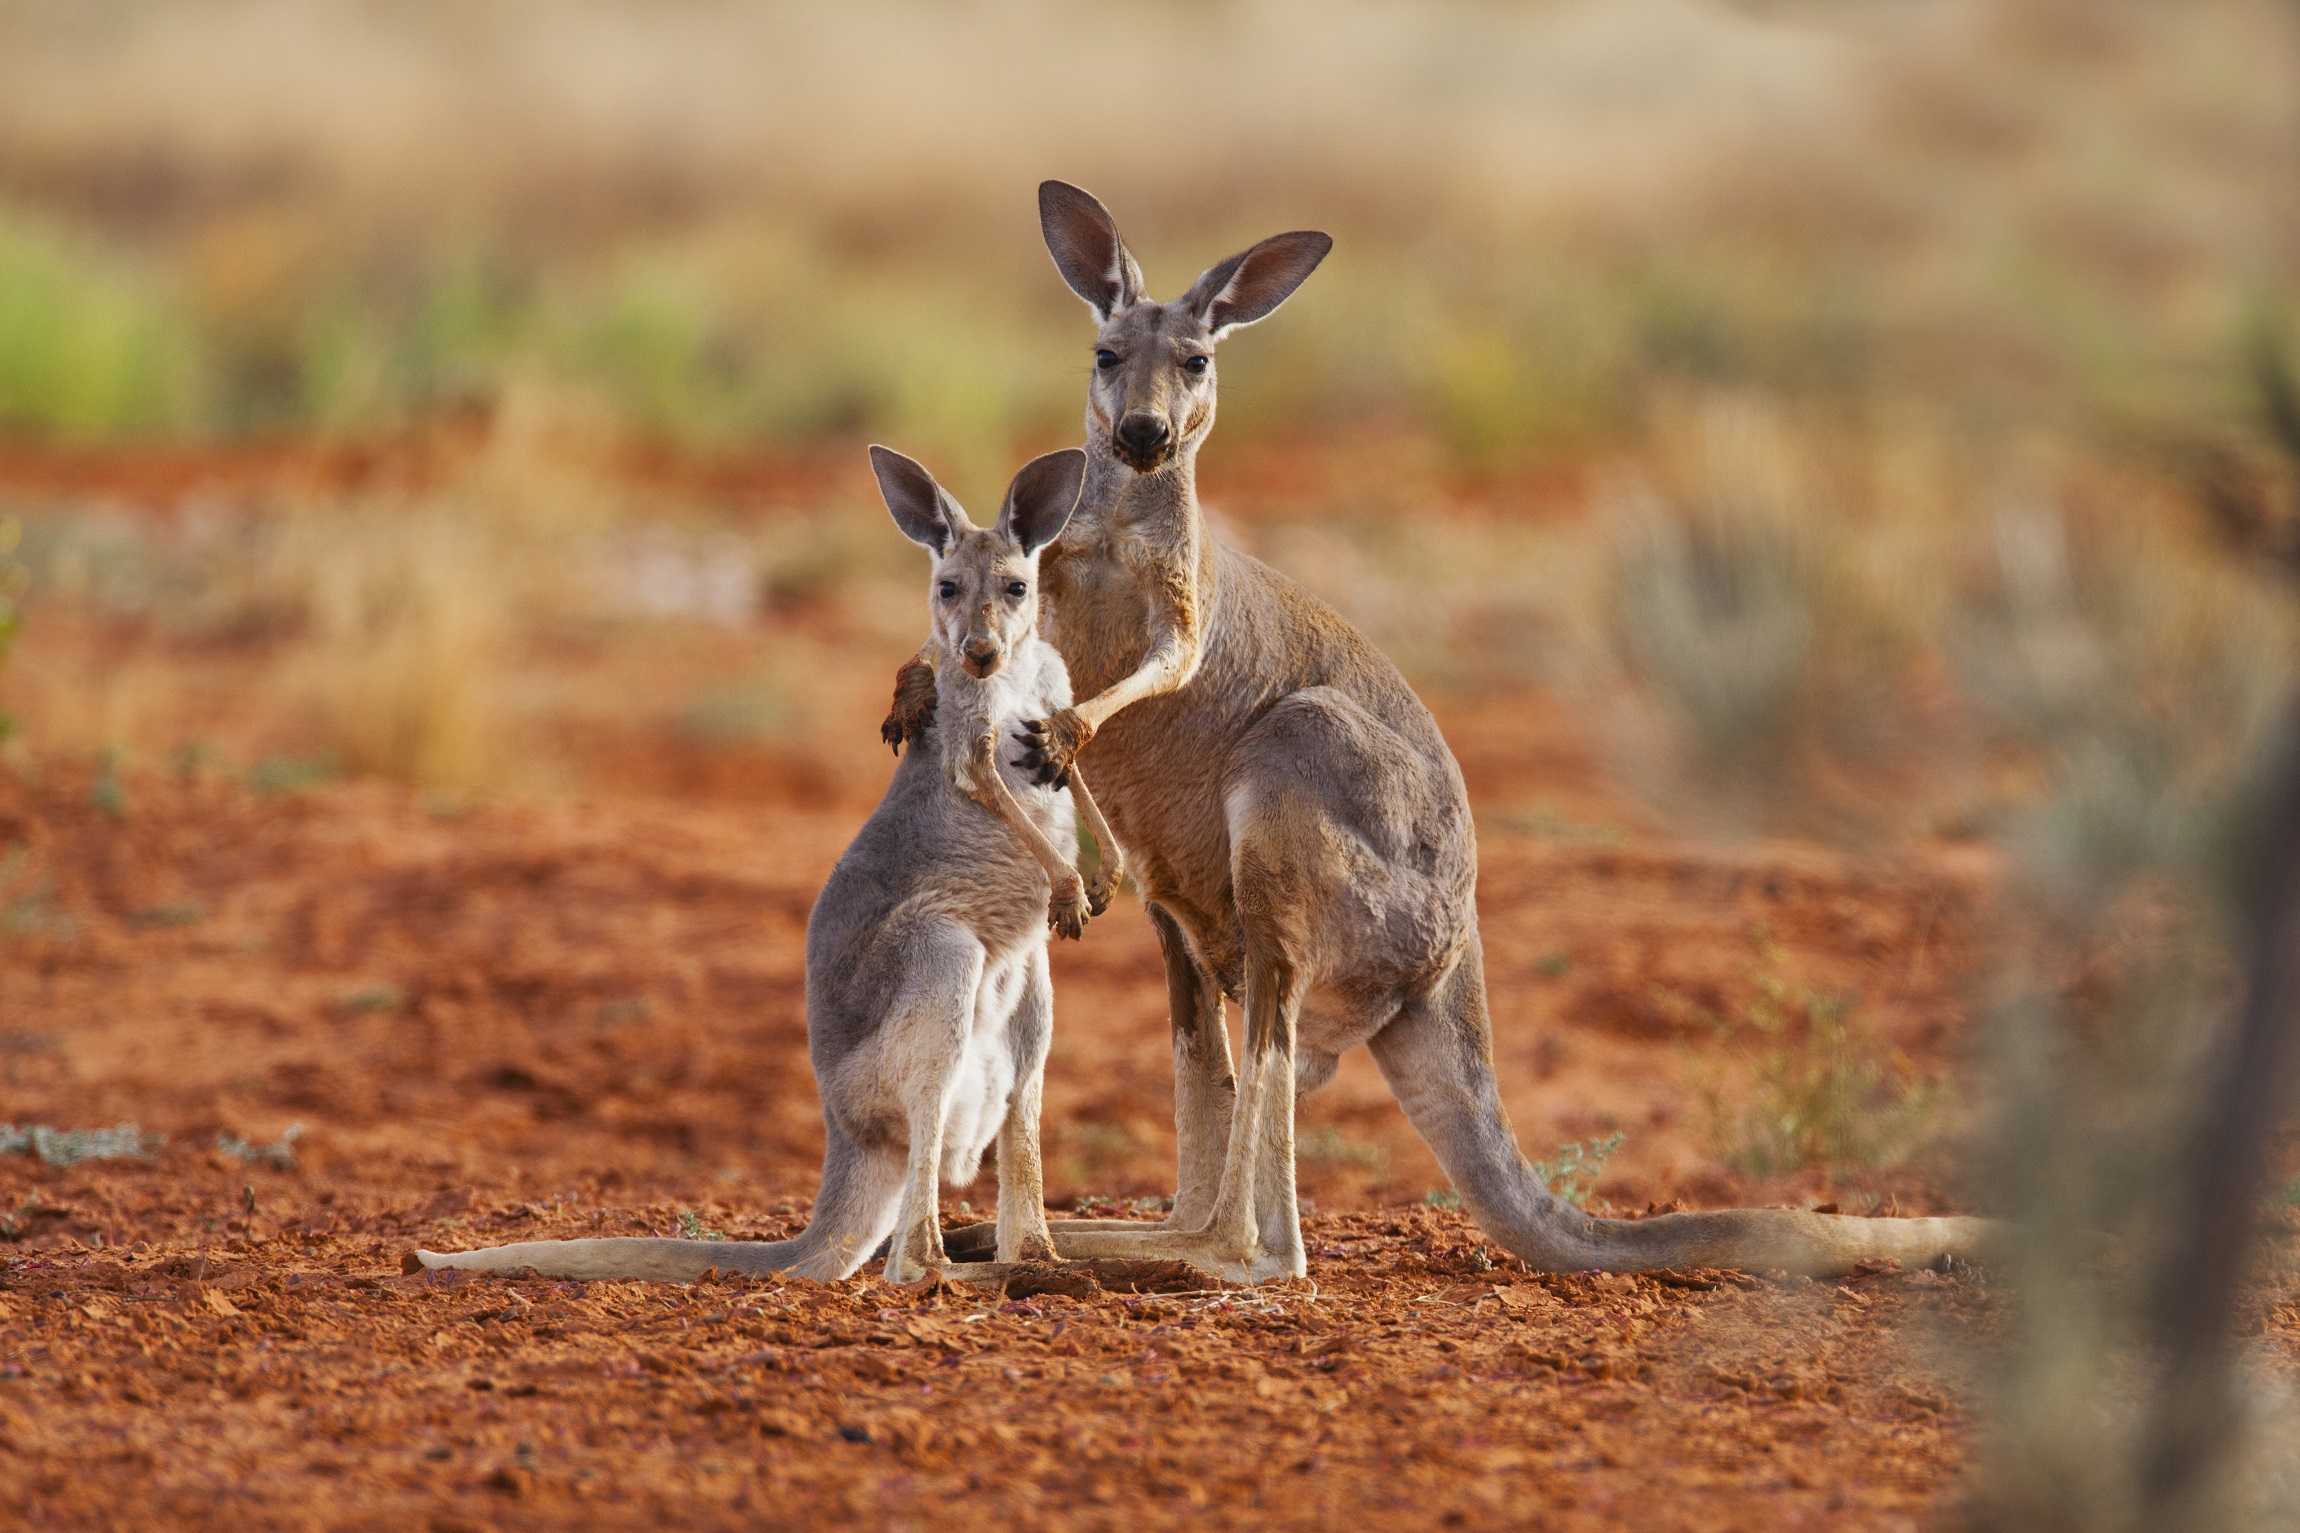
[2137,709,2300,1527]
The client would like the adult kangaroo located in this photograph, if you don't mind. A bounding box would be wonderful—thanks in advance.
[893,181,1990,1284]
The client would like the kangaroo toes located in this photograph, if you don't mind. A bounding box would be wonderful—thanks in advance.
[1023,708,1094,786]
[1048,880,1091,940]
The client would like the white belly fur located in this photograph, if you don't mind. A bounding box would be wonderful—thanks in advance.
[937,945,1031,1184]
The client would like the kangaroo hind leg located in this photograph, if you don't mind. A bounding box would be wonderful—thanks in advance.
[1051,762,1326,1284]
[877,920,989,1283]
[991,943,1059,1263]
[939,899,1232,1263]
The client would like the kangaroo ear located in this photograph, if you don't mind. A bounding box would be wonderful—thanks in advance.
[1183,230,1332,338]
[1039,180,1147,323]
[997,448,1087,556]
[869,445,968,555]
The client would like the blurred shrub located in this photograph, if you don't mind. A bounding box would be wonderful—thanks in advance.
[1600,395,1931,832]
[286,505,512,791]
[1681,931,1938,1180]
[1954,502,2294,891]
[1956,500,2299,1530]
[0,1122,158,1166]
[1529,1132,1626,1208]
[0,215,199,440]
[0,516,23,736]
[0,0,2289,468]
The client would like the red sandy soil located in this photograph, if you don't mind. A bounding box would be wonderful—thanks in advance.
[0,759,2061,1531]
[0,444,2295,1529]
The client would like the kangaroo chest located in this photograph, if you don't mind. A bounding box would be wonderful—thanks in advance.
[1042,531,1161,700]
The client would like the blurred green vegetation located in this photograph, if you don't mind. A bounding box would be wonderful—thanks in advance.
[0,215,201,440]
[0,199,2281,476]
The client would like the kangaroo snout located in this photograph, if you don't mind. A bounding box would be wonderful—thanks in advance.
[1114,411,1173,471]
[963,638,1004,677]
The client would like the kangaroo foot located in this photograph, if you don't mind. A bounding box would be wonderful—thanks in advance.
[941,1212,1200,1262]
[1052,1224,1299,1286]
[881,656,938,754]
[1016,708,1092,787]
[940,1222,998,1261]
[932,1258,1219,1297]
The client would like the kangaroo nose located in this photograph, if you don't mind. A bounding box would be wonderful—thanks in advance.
[1116,413,1171,459]
[964,639,1000,673]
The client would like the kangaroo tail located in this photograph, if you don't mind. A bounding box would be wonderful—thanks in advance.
[413,1121,902,1283]
[1369,927,1999,1278]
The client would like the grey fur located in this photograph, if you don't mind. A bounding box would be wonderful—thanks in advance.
[935,182,1994,1282]
[414,447,1122,1284]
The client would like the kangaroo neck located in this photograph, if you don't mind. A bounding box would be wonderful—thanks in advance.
[1079,438,1201,540]
[929,643,1034,777]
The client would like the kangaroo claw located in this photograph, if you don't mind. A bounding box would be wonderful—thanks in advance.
[1086,869,1120,916]
[1048,879,1091,940]
[882,657,939,754]
[1018,709,1093,787]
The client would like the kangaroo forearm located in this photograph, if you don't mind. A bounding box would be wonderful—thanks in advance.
[1066,765,1124,881]
[1073,631,1200,732]
[964,739,1081,883]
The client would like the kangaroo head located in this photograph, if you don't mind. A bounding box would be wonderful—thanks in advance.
[1038,180,1331,476]
[870,444,1087,680]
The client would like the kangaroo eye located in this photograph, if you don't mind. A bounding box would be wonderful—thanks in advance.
[1182,354,1209,375]
[1006,581,1028,598]
[1094,349,1120,371]
[938,581,959,600]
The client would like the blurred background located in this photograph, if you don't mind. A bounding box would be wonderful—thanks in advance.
[1,0,2298,1524]
[2,0,2298,818]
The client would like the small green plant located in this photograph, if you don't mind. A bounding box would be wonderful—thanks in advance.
[249,753,338,797]
[594,997,652,1026]
[678,1207,726,1241]
[216,1122,304,1170]
[126,901,205,930]
[90,748,127,820]
[0,846,75,940]
[1296,1125,1388,1171]
[1070,1193,1173,1219]
[337,985,404,1015]
[1530,1133,1626,1207]
[170,741,212,781]
[1498,806,1630,849]
[0,1122,161,1166]
[1424,1186,1463,1209]
[1687,929,1937,1178]
[0,517,25,706]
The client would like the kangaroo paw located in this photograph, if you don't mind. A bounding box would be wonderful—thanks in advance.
[1048,877,1091,941]
[1015,708,1093,787]
[1085,866,1122,916]
[881,657,938,754]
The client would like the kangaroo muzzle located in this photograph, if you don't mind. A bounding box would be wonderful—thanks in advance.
[1114,411,1174,472]
[963,637,1003,677]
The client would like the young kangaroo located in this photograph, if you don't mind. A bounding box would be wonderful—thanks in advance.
[416,445,1124,1285]
[890,181,1992,1283]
